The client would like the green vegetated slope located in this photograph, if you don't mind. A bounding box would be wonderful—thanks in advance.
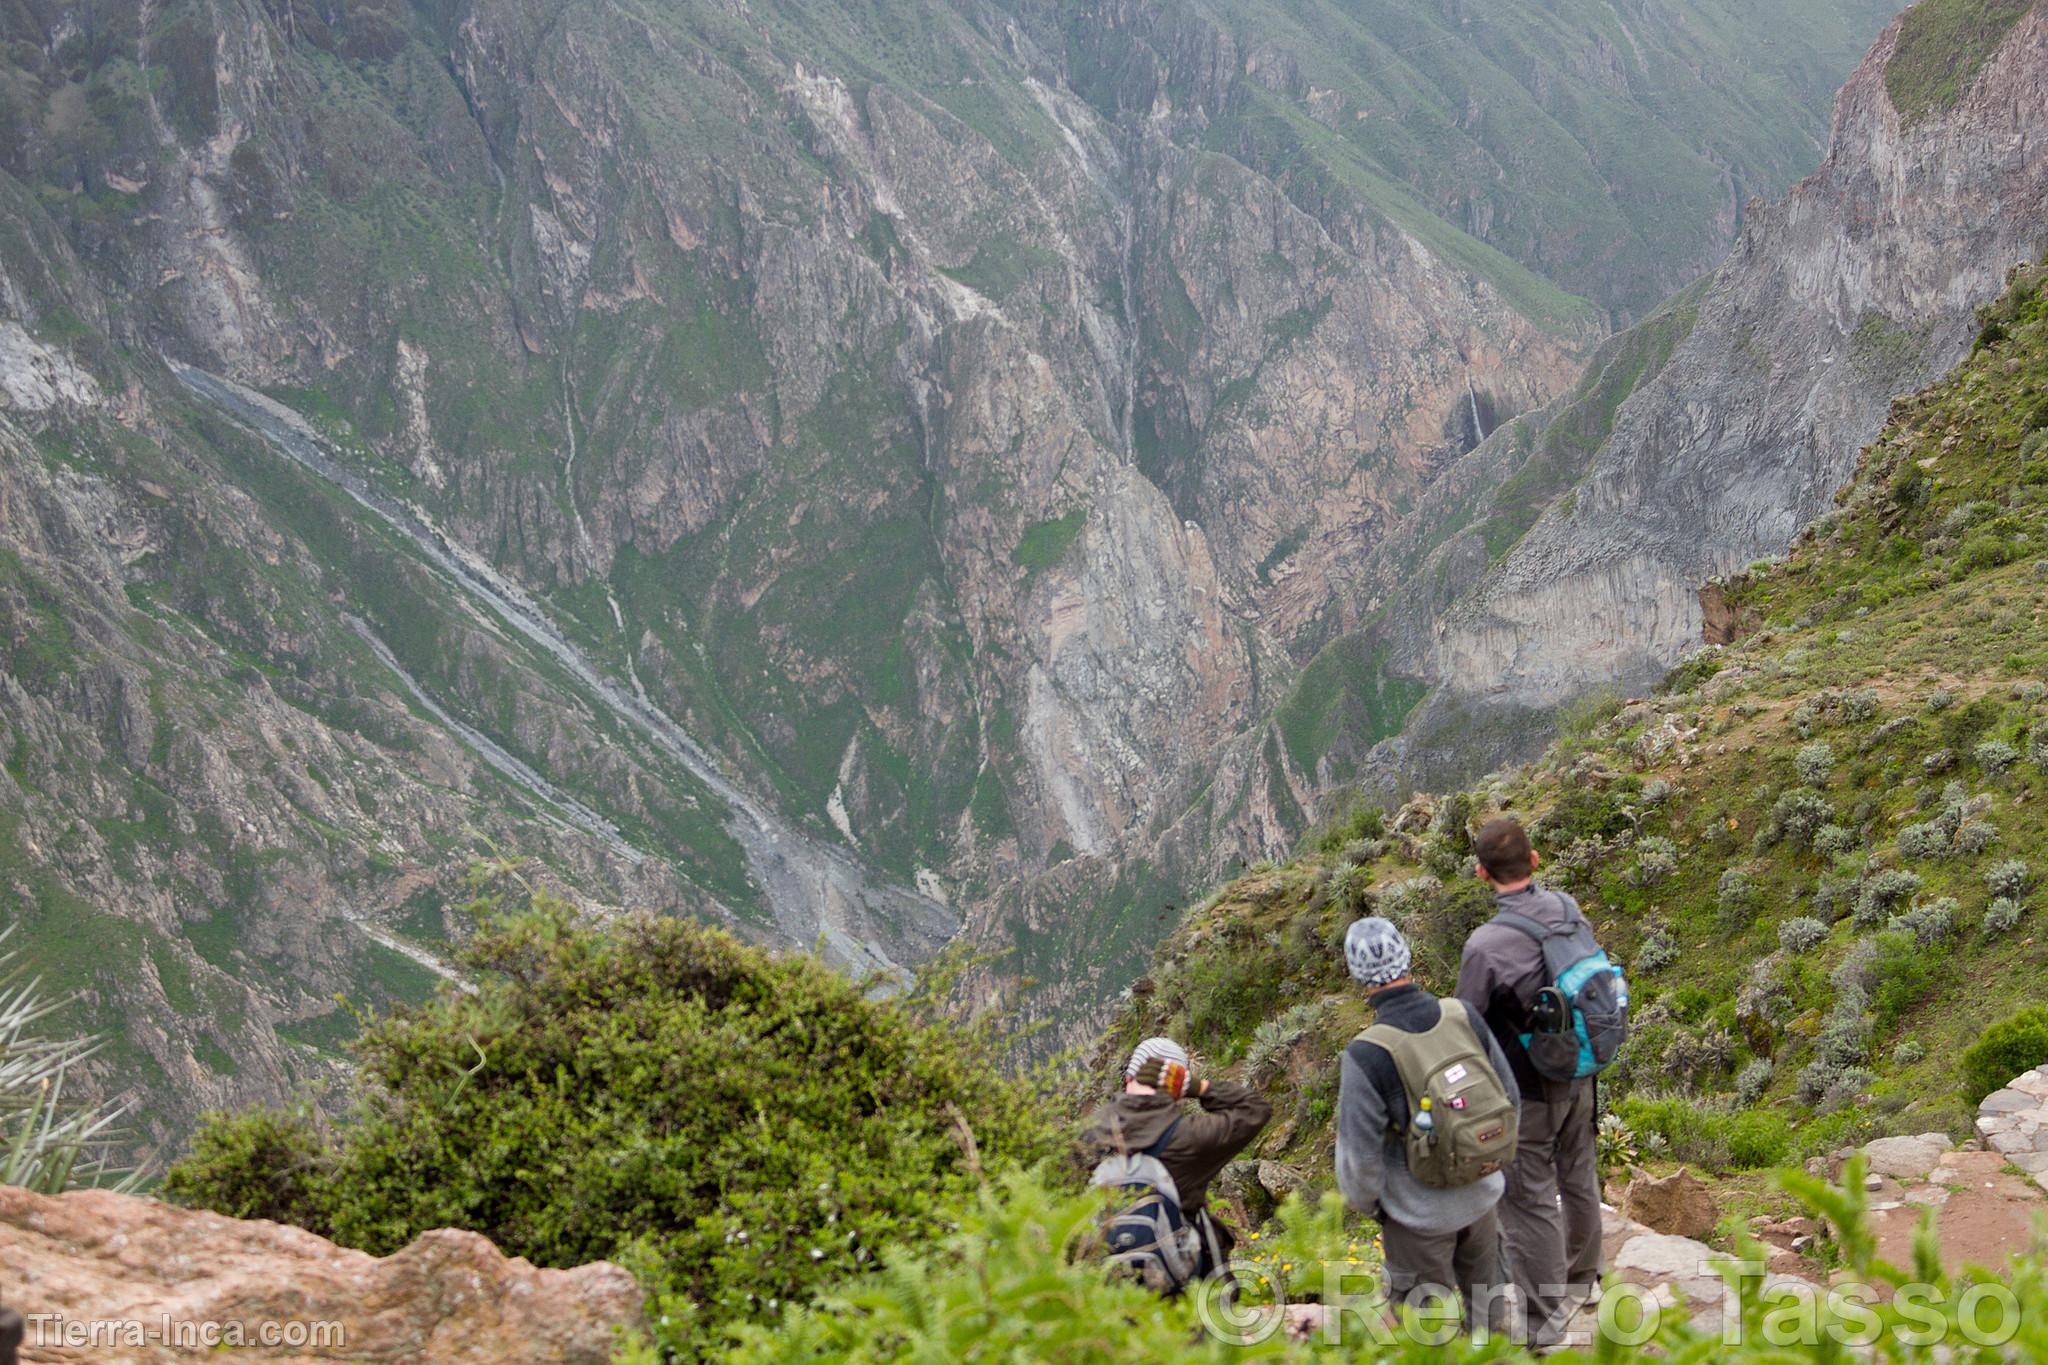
[1885,0,2038,125]
[1106,263,2048,1183]
[1117,0,1897,320]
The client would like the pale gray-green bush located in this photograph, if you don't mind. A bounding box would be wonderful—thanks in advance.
[1986,896,2028,936]
[1633,836,1679,885]
[1735,1058,1774,1106]
[1990,859,2036,899]
[1896,821,1949,859]
[1813,823,1858,856]
[1778,916,1828,954]
[1887,897,1958,945]
[1957,819,1999,855]
[1796,741,1835,786]
[1977,738,2021,773]
[1854,870,1922,928]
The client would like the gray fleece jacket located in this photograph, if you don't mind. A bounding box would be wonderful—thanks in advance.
[1335,983,1519,1236]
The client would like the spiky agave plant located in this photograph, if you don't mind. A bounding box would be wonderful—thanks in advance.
[0,929,139,1194]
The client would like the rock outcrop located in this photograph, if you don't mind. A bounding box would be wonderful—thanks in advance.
[1619,1166,1719,1242]
[0,1186,639,1363]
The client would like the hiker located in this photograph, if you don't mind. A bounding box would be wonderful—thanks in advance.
[1082,1036,1272,1292]
[1336,916,1518,1337]
[1457,817,1628,1348]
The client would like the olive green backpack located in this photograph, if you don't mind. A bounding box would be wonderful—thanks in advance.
[1359,1005,1518,1189]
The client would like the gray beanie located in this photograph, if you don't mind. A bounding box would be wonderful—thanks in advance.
[1344,916,1412,988]
[1125,1035,1190,1080]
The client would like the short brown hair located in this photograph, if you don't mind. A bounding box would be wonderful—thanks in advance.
[1474,818,1533,882]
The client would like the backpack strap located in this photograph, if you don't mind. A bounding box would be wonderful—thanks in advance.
[1490,908,1564,943]
[1139,1117,1183,1161]
[1360,1009,1481,1119]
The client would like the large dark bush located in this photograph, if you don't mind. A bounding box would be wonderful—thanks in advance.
[165,874,1058,1354]
[1962,1005,2048,1103]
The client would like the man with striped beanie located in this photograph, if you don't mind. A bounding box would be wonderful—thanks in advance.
[1082,1033,1272,1281]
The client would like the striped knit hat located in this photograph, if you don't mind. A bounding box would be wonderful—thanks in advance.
[1344,916,1413,988]
[1124,1036,1191,1090]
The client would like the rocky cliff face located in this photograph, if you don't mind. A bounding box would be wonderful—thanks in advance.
[0,0,1896,1129]
[1265,0,2048,806]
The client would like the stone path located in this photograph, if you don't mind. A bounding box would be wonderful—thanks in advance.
[1549,1072,2048,1346]
[1974,1064,2048,1185]
[1275,1070,2048,1348]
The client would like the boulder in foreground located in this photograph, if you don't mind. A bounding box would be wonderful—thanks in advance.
[0,1185,639,1362]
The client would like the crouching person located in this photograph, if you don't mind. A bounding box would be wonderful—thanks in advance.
[1082,1036,1272,1293]
[1336,917,1519,1339]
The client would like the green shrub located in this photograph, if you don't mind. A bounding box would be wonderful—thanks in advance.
[163,1106,329,1226]
[1635,933,1678,975]
[1854,870,1922,928]
[165,877,1058,1354]
[1717,869,1761,926]
[1723,1111,1794,1170]
[1310,802,1386,856]
[1869,930,1948,1031]
[1886,897,1958,947]
[1619,1098,1790,1171]
[1959,533,2018,572]
[1962,1006,2048,1102]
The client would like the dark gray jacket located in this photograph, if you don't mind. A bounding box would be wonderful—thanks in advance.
[1456,882,1591,1101]
[1336,983,1518,1236]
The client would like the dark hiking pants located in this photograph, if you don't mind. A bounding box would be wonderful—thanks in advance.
[1380,1205,1511,1337]
[1500,1075,1602,1345]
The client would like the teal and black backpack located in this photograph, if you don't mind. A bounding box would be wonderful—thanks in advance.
[1493,909,1630,1081]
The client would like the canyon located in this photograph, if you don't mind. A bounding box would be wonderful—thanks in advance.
[0,0,1926,1142]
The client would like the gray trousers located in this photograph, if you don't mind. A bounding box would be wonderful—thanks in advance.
[1500,1076,1603,1344]
[1379,1205,1511,1335]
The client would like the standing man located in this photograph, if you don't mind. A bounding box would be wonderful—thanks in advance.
[1337,916,1519,1337]
[1457,817,1611,1347]
[1082,1035,1272,1282]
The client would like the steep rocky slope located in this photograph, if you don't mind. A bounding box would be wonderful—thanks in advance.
[1104,260,2048,1191]
[1267,0,2048,807]
[0,0,1893,1135]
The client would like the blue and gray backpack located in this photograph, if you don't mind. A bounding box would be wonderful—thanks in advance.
[1089,1117,1200,1295]
[1493,908,1630,1080]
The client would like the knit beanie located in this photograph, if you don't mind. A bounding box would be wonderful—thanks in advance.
[1344,915,1413,988]
[1124,1035,1191,1082]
